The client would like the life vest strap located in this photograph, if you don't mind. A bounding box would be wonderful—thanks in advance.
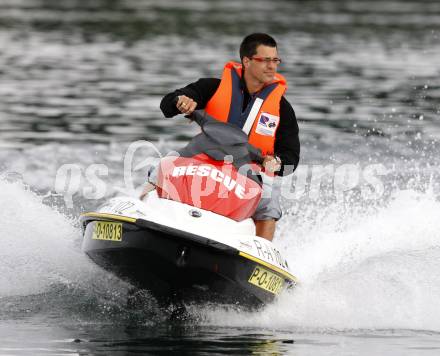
[242,97,264,135]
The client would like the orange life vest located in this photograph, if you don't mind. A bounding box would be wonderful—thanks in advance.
[205,61,287,155]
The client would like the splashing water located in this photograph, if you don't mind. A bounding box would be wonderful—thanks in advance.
[198,188,440,331]
[0,179,142,322]
[0,179,83,297]
[1,177,440,331]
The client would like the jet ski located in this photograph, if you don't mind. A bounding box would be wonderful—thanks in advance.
[81,111,297,309]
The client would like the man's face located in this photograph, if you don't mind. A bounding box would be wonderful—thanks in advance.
[243,45,280,85]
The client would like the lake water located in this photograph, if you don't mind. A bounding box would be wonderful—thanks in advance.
[1,0,440,354]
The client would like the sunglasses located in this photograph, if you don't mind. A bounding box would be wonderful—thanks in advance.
[250,56,282,65]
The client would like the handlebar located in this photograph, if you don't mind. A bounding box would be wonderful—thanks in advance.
[190,111,264,164]
[172,96,264,164]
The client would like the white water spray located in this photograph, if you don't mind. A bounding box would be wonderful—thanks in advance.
[200,188,440,331]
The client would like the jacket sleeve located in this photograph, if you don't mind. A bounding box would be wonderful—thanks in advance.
[274,97,300,176]
[160,78,221,118]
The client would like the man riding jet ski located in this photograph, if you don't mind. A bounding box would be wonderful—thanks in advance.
[81,111,297,308]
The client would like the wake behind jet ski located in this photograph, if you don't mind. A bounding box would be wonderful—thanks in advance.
[80,111,297,309]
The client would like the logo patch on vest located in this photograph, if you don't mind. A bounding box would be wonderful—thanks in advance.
[255,113,279,136]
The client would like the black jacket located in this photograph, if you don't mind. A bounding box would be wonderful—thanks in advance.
[160,78,300,176]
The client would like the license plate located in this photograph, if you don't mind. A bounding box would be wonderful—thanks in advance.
[92,221,122,241]
[248,266,284,295]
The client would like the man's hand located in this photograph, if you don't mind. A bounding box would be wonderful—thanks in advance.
[262,155,281,173]
[176,95,197,115]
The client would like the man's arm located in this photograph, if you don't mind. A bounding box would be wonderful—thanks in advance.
[160,78,221,118]
[274,97,300,176]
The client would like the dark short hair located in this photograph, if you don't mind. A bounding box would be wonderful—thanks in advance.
[239,33,277,61]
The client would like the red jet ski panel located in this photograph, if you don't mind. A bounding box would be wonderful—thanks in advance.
[157,153,262,221]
